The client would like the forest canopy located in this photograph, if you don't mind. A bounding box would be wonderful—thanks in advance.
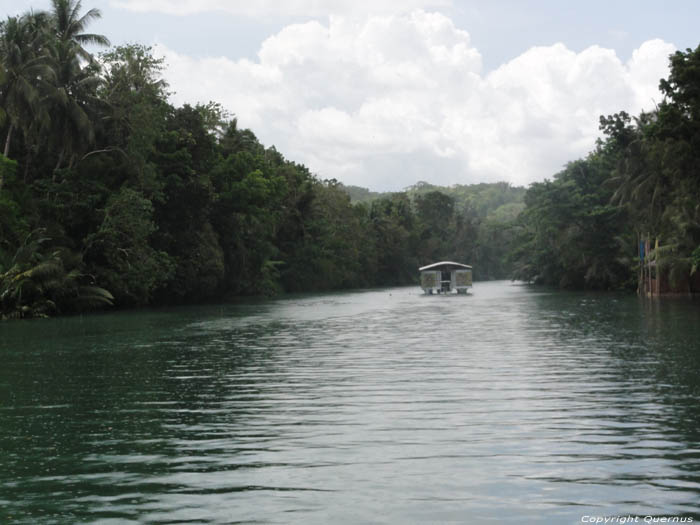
[1,1,699,319]
[510,46,700,293]
[0,1,526,319]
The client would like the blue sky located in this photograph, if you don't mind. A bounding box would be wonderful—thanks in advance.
[4,0,698,190]
[9,0,693,71]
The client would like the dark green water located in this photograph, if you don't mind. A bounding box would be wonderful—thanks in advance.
[1,281,699,524]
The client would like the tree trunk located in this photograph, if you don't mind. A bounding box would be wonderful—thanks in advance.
[53,148,65,181]
[3,124,13,158]
[0,125,11,191]
[24,151,32,184]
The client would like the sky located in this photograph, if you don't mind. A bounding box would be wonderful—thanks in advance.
[4,1,700,191]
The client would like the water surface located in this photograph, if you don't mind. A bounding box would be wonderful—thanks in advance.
[1,281,699,523]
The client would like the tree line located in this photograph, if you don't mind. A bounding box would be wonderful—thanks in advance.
[510,44,700,294]
[2,2,697,319]
[0,1,524,319]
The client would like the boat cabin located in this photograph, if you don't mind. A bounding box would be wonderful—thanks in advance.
[419,261,472,294]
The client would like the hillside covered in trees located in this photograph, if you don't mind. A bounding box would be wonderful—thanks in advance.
[0,1,524,319]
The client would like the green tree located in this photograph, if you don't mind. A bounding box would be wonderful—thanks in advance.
[597,46,700,291]
[46,0,109,171]
[415,190,456,263]
[0,155,26,257]
[1,230,113,319]
[369,193,417,285]
[0,12,52,166]
[98,44,169,195]
[84,187,173,305]
[511,152,633,289]
[50,0,109,60]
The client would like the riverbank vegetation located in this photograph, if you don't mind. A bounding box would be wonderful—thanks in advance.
[1,2,698,319]
[0,1,524,319]
[511,45,700,293]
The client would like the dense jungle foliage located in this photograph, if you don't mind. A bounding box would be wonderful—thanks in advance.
[1,2,698,319]
[510,44,700,293]
[0,1,524,319]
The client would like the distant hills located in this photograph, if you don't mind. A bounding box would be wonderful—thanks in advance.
[341,180,527,219]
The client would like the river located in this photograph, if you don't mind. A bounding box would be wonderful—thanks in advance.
[1,281,699,523]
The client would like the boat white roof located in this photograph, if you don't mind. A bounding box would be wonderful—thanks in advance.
[419,261,472,271]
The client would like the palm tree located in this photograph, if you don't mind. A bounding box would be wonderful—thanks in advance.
[46,53,102,170]
[0,13,53,165]
[51,0,109,60]
[0,229,113,319]
[46,0,110,171]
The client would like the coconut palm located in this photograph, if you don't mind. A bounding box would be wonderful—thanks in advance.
[0,12,53,166]
[46,52,103,170]
[45,0,109,171]
[0,229,113,319]
[50,0,109,60]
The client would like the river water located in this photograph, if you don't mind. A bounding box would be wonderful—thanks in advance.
[1,281,699,523]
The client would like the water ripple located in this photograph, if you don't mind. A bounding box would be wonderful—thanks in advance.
[1,282,699,523]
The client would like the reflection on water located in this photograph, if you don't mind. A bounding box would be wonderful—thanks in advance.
[1,282,699,523]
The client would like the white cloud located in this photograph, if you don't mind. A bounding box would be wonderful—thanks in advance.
[627,39,675,110]
[110,0,451,17]
[154,11,674,190]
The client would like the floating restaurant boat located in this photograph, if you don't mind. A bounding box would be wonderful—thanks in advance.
[419,261,472,294]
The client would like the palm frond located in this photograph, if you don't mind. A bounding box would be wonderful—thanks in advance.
[25,258,64,282]
[76,285,114,307]
[74,32,109,47]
